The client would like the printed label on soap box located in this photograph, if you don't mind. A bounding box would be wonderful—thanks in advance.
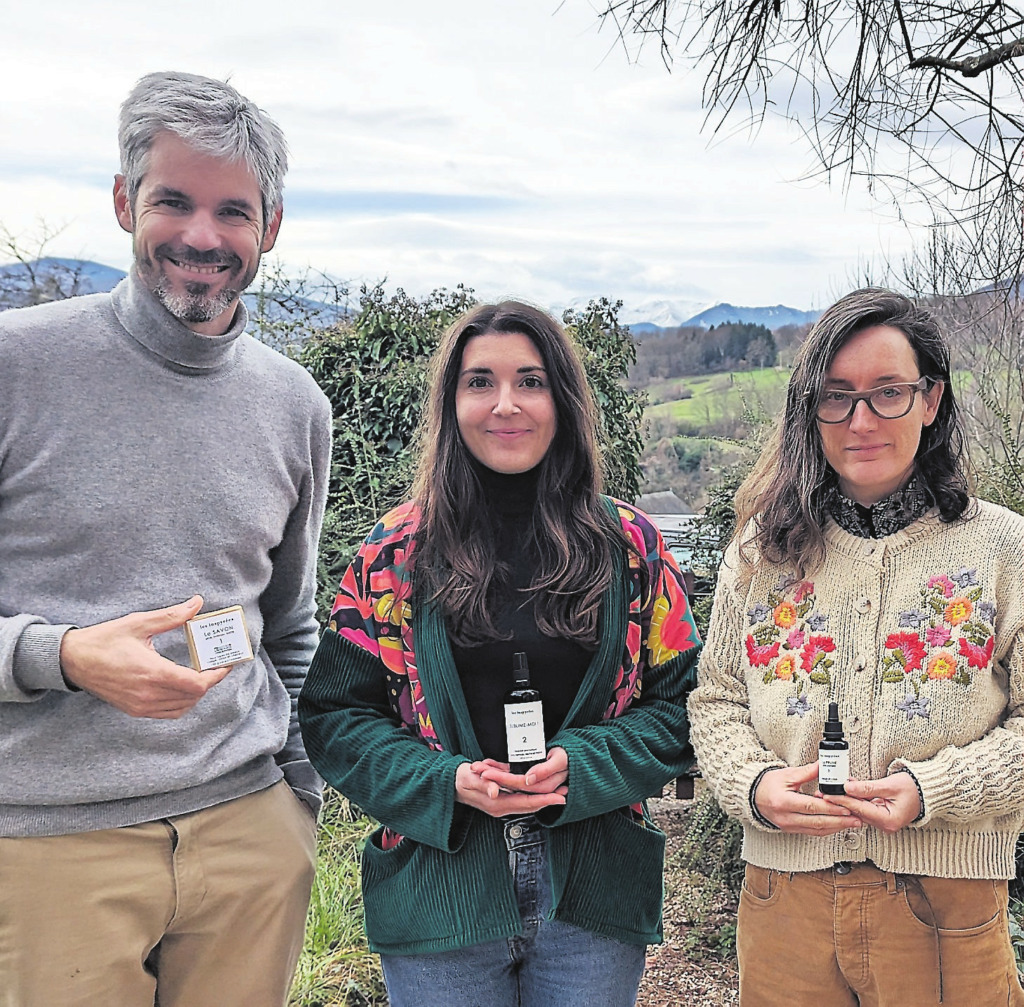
[185,606,254,671]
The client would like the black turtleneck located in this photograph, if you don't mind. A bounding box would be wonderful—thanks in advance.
[449,463,592,763]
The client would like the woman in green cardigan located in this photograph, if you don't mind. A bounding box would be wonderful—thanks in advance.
[299,301,700,1006]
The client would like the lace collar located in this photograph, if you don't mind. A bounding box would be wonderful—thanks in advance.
[827,475,933,539]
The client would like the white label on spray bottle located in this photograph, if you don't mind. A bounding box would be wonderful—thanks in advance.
[505,701,545,763]
[818,749,849,787]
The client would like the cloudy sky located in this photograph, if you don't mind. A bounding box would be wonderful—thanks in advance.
[0,0,919,321]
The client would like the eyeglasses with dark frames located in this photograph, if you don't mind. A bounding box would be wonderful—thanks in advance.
[815,376,932,424]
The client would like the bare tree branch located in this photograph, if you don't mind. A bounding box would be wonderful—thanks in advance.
[909,35,1024,74]
[595,0,1024,280]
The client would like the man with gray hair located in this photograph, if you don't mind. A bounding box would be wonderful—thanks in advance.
[0,72,331,1006]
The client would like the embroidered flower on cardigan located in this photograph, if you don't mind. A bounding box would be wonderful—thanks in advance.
[927,652,958,679]
[773,601,798,629]
[746,578,836,711]
[896,693,932,721]
[793,580,815,604]
[944,597,974,625]
[745,637,780,666]
[958,636,995,669]
[883,631,927,675]
[881,566,996,716]
[800,635,836,678]
[775,654,797,681]
[951,567,978,588]
[898,609,929,628]
[748,603,771,625]
[786,693,812,717]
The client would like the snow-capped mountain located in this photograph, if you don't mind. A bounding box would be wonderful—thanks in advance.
[618,298,714,330]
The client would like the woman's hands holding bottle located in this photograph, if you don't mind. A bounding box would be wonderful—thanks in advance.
[754,762,921,834]
[821,774,921,833]
[753,762,860,835]
[455,747,569,818]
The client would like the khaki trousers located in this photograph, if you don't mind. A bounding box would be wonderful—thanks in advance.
[737,861,1024,1007]
[0,780,317,1007]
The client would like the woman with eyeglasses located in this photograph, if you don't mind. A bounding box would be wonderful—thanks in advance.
[689,288,1024,1006]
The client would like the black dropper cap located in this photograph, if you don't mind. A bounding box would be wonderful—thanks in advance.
[823,701,844,739]
[512,652,529,686]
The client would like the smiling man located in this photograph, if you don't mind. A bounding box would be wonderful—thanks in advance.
[0,73,332,1006]
[115,130,280,332]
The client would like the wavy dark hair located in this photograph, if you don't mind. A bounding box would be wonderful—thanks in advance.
[411,301,627,647]
[734,287,971,575]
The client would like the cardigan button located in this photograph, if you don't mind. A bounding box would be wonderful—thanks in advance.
[856,596,872,613]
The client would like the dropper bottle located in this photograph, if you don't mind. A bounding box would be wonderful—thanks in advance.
[818,701,849,796]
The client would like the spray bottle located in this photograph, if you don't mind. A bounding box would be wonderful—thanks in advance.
[503,652,546,776]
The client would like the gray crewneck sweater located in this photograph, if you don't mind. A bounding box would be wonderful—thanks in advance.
[0,272,332,836]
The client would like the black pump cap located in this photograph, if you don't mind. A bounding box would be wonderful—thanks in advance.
[823,701,844,739]
[513,651,530,685]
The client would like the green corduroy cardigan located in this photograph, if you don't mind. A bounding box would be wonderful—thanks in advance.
[299,499,700,954]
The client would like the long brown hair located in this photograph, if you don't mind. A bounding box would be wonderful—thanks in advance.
[733,287,971,576]
[411,301,626,646]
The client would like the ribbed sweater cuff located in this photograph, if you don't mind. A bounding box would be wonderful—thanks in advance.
[13,624,77,693]
[726,759,784,828]
[891,756,956,825]
[748,766,781,829]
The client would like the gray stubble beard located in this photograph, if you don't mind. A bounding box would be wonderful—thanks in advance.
[151,274,244,325]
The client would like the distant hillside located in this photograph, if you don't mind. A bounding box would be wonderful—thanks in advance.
[683,303,821,329]
[0,258,348,335]
[0,256,818,334]
[624,302,821,334]
[0,257,127,308]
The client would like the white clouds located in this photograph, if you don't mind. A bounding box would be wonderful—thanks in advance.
[0,0,919,313]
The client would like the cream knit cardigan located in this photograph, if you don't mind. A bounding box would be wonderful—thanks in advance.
[689,499,1024,879]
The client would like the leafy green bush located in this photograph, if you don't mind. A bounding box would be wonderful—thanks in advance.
[670,437,706,474]
[560,297,646,506]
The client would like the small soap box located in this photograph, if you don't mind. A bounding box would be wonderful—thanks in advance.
[184,605,254,672]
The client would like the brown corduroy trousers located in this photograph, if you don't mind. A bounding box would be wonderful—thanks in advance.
[737,861,1024,1007]
[0,780,317,1007]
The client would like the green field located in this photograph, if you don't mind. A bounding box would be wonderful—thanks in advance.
[645,369,790,429]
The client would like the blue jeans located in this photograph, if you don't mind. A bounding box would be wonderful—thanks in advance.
[380,815,647,1007]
